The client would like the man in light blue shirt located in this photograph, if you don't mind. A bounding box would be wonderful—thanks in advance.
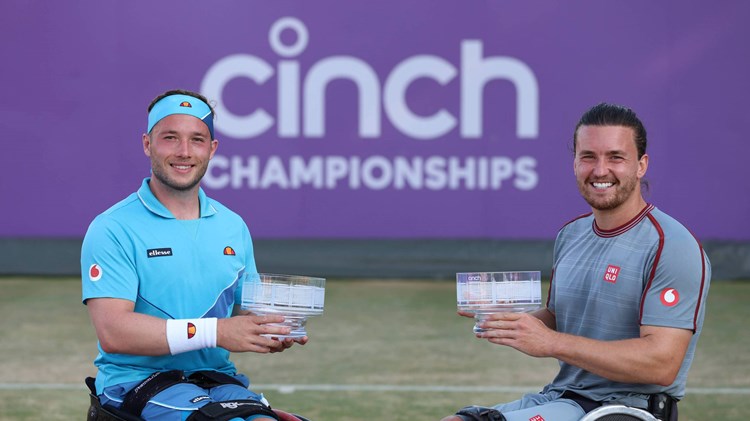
[82,89,307,421]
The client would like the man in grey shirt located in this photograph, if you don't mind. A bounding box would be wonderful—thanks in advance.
[442,103,711,421]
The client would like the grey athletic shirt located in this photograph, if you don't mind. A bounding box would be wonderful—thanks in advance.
[544,204,710,403]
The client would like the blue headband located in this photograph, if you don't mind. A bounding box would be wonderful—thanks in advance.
[147,94,215,139]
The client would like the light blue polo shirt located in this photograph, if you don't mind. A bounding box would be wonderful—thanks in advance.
[81,178,257,394]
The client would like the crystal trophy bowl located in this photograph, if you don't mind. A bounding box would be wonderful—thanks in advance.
[242,273,326,339]
[456,271,541,334]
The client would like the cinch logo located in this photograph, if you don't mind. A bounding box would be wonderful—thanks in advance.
[604,264,620,283]
[467,275,482,281]
[147,248,173,258]
[201,17,539,141]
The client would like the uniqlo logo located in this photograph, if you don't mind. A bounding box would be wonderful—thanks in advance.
[529,415,545,421]
[604,264,620,283]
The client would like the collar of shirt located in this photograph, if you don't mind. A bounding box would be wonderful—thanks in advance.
[136,177,217,219]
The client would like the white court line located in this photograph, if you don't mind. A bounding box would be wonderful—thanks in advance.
[0,383,749,395]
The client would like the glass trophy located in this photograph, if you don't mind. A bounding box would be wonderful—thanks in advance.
[456,271,541,333]
[242,273,326,339]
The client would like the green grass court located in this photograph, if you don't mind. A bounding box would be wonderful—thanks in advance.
[1,278,748,420]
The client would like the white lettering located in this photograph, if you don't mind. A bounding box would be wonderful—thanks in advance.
[200,17,539,141]
[425,156,448,190]
[269,17,309,57]
[289,156,323,188]
[361,156,393,190]
[449,157,476,189]
[203,155,230,189]
[393,157,423,189]
[514,156,538,190]
[490,157,513,189]
[325,156,349,189]
[305,56,381,138]
[232,155,259,188]
[205,154,538,191]
[384,56,457,139]
[260,156,289,188]
[202,55,274,139]
[461,41,539,139]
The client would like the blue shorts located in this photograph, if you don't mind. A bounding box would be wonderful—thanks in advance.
[100,374,270,421]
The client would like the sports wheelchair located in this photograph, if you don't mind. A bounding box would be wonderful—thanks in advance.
[579,405,659,421]
[455,392,675,421]
[86,377,144,421]
[570,390,675,421]
[86,377,311,421]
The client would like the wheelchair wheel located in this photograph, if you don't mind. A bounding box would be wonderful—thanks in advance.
[579,405,658,421]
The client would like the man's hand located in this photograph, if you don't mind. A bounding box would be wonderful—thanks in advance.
[457,310,475,319]
[218,314,300,353]
[269,336,309,353]
[470,310,692,385]
[475,312,557,357]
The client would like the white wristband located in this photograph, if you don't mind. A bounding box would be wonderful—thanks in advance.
[166,318,217,355]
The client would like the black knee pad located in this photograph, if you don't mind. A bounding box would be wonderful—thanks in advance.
[186,400,279,421]
[87,395,144,421]
[455,405,507,421]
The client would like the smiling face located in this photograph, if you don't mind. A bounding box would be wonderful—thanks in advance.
[574,125,648,213]
[143,114,217,195]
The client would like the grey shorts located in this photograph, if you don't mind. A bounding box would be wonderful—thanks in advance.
[491,392,586,421]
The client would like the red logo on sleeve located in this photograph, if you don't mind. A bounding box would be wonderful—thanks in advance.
[529,415,545,421]
[660,288,680,307]
[89,264,103,282]
[603,264,620,283]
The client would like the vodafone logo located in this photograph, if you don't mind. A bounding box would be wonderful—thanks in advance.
[89,264,103,282]
[660,288,679,307]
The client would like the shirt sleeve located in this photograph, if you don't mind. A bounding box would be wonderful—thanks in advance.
[640,230,710,332]
[81,216,139,304]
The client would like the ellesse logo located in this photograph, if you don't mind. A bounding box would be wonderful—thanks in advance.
[187,322,197,339]
[147,248,173,258]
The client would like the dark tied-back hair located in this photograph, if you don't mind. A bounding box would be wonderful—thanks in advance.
[573,103,648,159]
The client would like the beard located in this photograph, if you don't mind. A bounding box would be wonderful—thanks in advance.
[578,175,639,211]
[150,158,208,193]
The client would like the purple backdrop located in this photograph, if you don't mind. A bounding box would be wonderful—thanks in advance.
[2,1,748,240]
